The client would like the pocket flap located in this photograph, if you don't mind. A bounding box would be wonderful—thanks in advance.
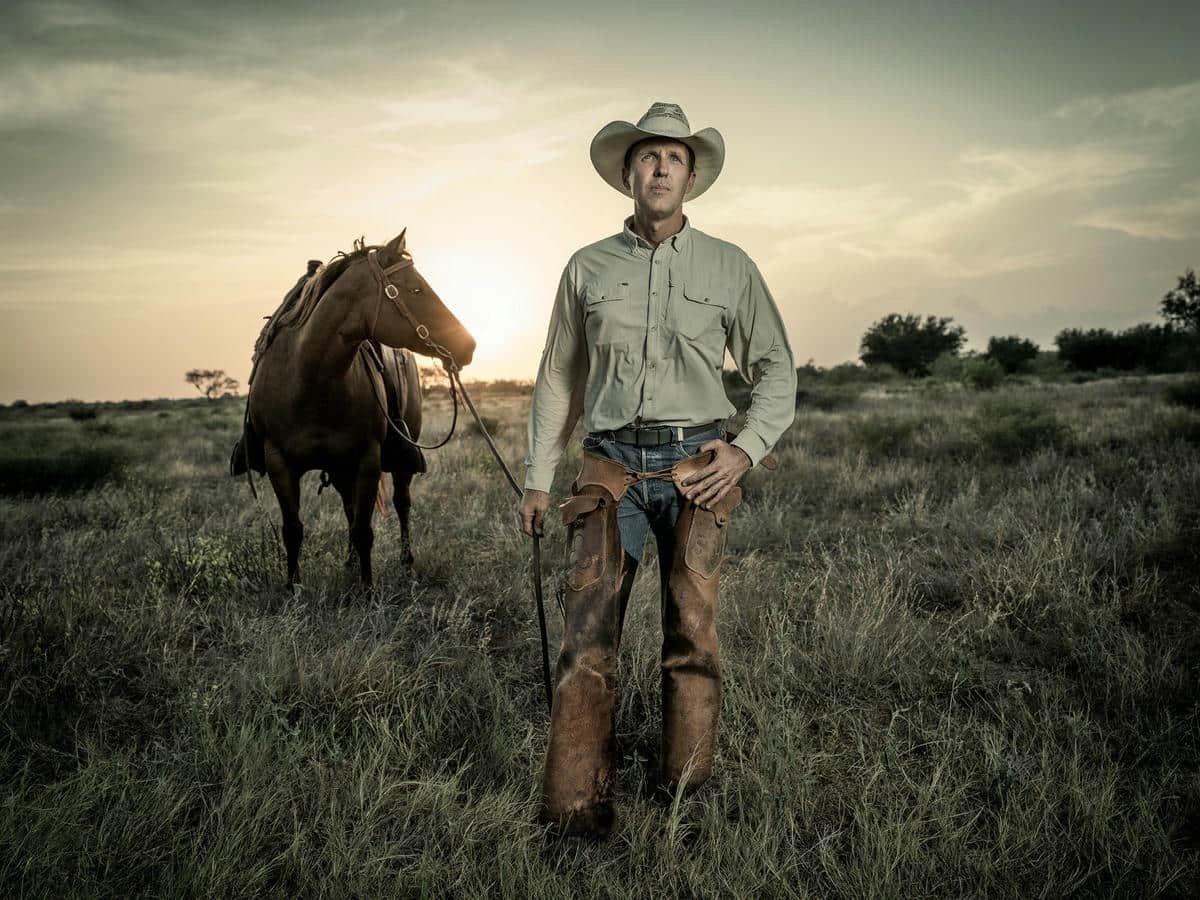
[681,283,728,309]
[584,281,630,305]
[559,493,604,526]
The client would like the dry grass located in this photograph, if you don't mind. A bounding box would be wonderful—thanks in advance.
[1,374,1198,897]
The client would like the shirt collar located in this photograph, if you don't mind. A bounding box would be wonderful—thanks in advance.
[623,215,692,254]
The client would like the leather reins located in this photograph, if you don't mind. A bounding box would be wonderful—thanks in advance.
[363,247,554,711]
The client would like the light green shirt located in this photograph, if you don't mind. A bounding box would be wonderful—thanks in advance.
[524,215,796,493]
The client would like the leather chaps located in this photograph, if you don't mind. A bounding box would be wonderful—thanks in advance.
[540,450,742,835]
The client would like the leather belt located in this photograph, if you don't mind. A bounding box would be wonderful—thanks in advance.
[593,421,722,448]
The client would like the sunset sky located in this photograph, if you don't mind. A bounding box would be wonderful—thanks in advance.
[2,0,1198,402]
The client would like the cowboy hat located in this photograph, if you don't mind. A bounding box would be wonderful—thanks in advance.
[589,101,725,201]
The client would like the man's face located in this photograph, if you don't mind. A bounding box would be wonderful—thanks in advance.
[622,138,696,218]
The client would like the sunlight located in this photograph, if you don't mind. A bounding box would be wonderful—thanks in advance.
[416,249,540,380]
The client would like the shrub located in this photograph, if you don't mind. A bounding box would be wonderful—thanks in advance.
[850,414,918,457]
[860,314,966,377]
[986,336,1040,373]
[1165,377,1200,411]
[962,357,1005,390]
[0,443,131,495]
[971,401,1070,462]
[794,385,862,412]
[1055,324,1195,373]
[67,405,98,421]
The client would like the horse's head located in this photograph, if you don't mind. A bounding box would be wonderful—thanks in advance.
[365,229,477,369]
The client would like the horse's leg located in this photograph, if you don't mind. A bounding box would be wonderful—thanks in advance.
[350,454,382,586]
[264,444,303,586]
[331,471,356,570]
[391,471,415,569]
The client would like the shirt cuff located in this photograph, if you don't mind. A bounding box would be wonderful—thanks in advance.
[524,463,555,494]
[731,428,769,468]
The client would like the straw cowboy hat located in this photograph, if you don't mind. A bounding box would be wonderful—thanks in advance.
[590,101,725,201]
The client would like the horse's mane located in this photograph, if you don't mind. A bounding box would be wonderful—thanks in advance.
[249,238,382,384]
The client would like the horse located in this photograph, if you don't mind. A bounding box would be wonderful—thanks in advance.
[241,229,475,585]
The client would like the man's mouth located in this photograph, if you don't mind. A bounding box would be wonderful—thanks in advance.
[650,185,669,193]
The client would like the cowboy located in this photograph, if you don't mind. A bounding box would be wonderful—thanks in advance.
[519,101,797,836]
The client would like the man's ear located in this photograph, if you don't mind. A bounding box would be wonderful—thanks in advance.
[385,228,407,255]
[621,167,630,191]
[686,170,696,193]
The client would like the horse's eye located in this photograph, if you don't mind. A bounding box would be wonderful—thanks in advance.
[411,287,422,295]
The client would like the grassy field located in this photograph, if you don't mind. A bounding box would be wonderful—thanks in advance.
[1,373,1198,897]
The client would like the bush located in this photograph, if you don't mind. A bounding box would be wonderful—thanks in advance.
[971,401,1071,462]
[794,385,862,412]
[0,443,131,495]
[962,357,1005,390]
[1165,377,1200,411]
[986,336,1040,373]
[1055,324,1196,373]
[849,414,918,457]
[860,314,966,377]
[67,405,98,421]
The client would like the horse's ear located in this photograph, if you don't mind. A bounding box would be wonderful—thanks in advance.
[385,228,407,255]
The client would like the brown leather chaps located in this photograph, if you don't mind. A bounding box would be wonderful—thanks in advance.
[540,450,742,835]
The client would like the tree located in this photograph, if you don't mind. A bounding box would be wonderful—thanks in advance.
[985,335,1039,374]
[859,314,966,377]
[1161,268,1200,332]
[185,369,240,399]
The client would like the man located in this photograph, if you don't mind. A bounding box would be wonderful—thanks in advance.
[520,101,796,836]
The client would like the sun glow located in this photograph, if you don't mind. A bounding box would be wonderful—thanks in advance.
[416,249,541,381]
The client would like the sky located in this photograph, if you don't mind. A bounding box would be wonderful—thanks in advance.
[1,0,1198,402]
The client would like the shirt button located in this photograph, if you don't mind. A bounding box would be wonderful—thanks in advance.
[649,324,657,331]
[648,361,656,369]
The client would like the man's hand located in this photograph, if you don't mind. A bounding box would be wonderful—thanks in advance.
[680,440,752,509]
[519,488,551,537]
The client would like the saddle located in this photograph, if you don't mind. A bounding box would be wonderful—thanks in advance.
[363,341,427,475]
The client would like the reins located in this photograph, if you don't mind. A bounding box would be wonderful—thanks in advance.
[364,247,554,711]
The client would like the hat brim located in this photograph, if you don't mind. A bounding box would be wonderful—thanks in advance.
[589,121,725,201]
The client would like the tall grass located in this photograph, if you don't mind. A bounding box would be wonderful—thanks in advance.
[1,379,1197,896]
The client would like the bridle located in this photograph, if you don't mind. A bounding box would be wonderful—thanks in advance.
[361,245,554,710]
[366,248,460,370]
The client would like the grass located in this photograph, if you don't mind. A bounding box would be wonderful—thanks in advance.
[1,377,1198,896]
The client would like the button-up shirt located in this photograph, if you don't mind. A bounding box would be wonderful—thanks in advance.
[524,215,796,493]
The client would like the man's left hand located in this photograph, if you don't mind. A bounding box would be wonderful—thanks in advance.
[681,440,752,509]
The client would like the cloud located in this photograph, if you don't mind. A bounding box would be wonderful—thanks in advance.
[1079,179,1200,240]
[1054,79,1200,129]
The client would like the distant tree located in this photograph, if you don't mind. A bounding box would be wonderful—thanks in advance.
[985,335,1040,374]
[859,314,966,377]
[1055,324,1186,372]
[1161,268,1200,332]
[185,369,239,400]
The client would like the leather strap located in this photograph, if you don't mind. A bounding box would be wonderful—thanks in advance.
[594,421,722,447]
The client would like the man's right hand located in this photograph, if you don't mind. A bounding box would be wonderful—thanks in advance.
[519,489,551,537]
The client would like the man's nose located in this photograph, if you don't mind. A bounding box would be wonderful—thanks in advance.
[654,158,668,176]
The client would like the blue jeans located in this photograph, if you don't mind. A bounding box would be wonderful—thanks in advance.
[580,423,725,562]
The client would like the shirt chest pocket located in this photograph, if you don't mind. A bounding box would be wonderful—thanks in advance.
[582,281,634,345]
[672,282,728,340]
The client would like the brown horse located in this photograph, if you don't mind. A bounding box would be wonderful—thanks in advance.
[244,229,475,585]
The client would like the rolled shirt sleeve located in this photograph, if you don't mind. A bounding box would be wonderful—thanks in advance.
[726,259,797,466]
[524,261,586,493]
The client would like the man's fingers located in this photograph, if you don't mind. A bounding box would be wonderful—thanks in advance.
[531,507,544,537]
[692,480,728,508]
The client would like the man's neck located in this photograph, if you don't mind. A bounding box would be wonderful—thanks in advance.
[630,209,685,249]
